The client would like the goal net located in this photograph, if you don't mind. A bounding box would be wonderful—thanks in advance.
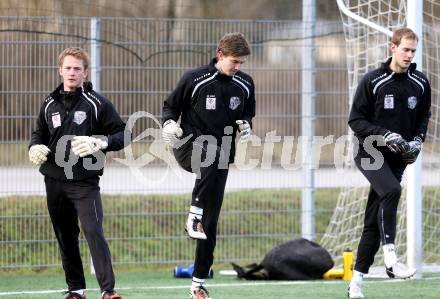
[321,0,440,271]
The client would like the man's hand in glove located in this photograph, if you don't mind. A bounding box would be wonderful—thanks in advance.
[162,119,183,146]
[236,120,251,143]
[29,144,51,165]
[383,131,409,154]
[71,136,108,157]
[402,137,422,164]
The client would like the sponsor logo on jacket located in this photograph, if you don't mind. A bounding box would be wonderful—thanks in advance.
[52,112,61,128]
[384,94,394,109]
[206,95,216,110]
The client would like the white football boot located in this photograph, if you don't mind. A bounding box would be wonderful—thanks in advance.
[348,281,364,298]
[386,262,416,279]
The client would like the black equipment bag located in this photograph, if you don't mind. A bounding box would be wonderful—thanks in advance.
[232,238,334,280]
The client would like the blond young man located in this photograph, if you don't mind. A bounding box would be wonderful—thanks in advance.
[30,47,125,299]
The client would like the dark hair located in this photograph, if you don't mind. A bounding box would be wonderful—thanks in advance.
[58,47,90,69]
[216,32,251,57]
[391,28,418,46]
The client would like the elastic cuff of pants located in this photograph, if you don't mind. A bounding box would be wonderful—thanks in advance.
[192,276,205,284]
[354,267,367,275]
[70,289,85,295]
[190,206,203,217]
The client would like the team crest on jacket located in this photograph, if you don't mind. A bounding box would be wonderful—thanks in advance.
[74,111,87,125]
[206,95,216,110]
[229,96,241,110]
[408,96,417,109]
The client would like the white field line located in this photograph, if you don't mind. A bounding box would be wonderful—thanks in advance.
[1,276,440,297]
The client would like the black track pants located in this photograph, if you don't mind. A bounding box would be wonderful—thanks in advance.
[45,176,115,292]
[174,139,229,278]
[353,152,406,274]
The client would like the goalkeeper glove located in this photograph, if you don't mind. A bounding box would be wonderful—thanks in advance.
[162,119,183,146]
[402,136,422,164]
[235,120,251,143]
[71,136,108,157]
[28,144,51,165]
[383,131,409,154]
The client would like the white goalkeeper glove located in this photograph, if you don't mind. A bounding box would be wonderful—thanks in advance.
[236,120,251,143]
[71,136,108,157]
[28,144,51,165]
[162,119,183,146]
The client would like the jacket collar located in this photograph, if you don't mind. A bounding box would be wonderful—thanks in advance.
[208,58,218,73]
[208,57,234,80]
[51,81,93,101]
[381,57,417,74]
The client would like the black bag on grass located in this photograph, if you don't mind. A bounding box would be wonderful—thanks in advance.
[232,238,334,280]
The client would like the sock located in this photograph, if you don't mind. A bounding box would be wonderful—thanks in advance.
[383,243,397,268]
[189,206,203,220]
[191,277,205,292]
[351,270,364,284]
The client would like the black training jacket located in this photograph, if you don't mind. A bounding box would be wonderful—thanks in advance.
[348,58,431,150]
[30,81,126,181]
[162,58,256,161]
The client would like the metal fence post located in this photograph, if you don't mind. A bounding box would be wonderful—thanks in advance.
[89,16,101,275]
[91,17,101,92]
[301,0,316,241]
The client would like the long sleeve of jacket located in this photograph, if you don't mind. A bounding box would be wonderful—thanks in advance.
[414,79,431,141]
[242,77,256,128]
[348,75,388,137]
[98,99,126,152]
[30,99,50,147]
[162,72,193,124]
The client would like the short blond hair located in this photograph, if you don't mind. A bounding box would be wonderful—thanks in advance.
[391,28,418,46]
[216,32,251,57]
[58,47,90,69]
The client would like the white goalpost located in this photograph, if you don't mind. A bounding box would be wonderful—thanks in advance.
[322,0,440,277]
[404,0,423,278]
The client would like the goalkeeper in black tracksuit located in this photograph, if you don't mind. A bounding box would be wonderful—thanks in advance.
[347,28,431,299]
[29,47,125,299]
[161,32,255,299]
